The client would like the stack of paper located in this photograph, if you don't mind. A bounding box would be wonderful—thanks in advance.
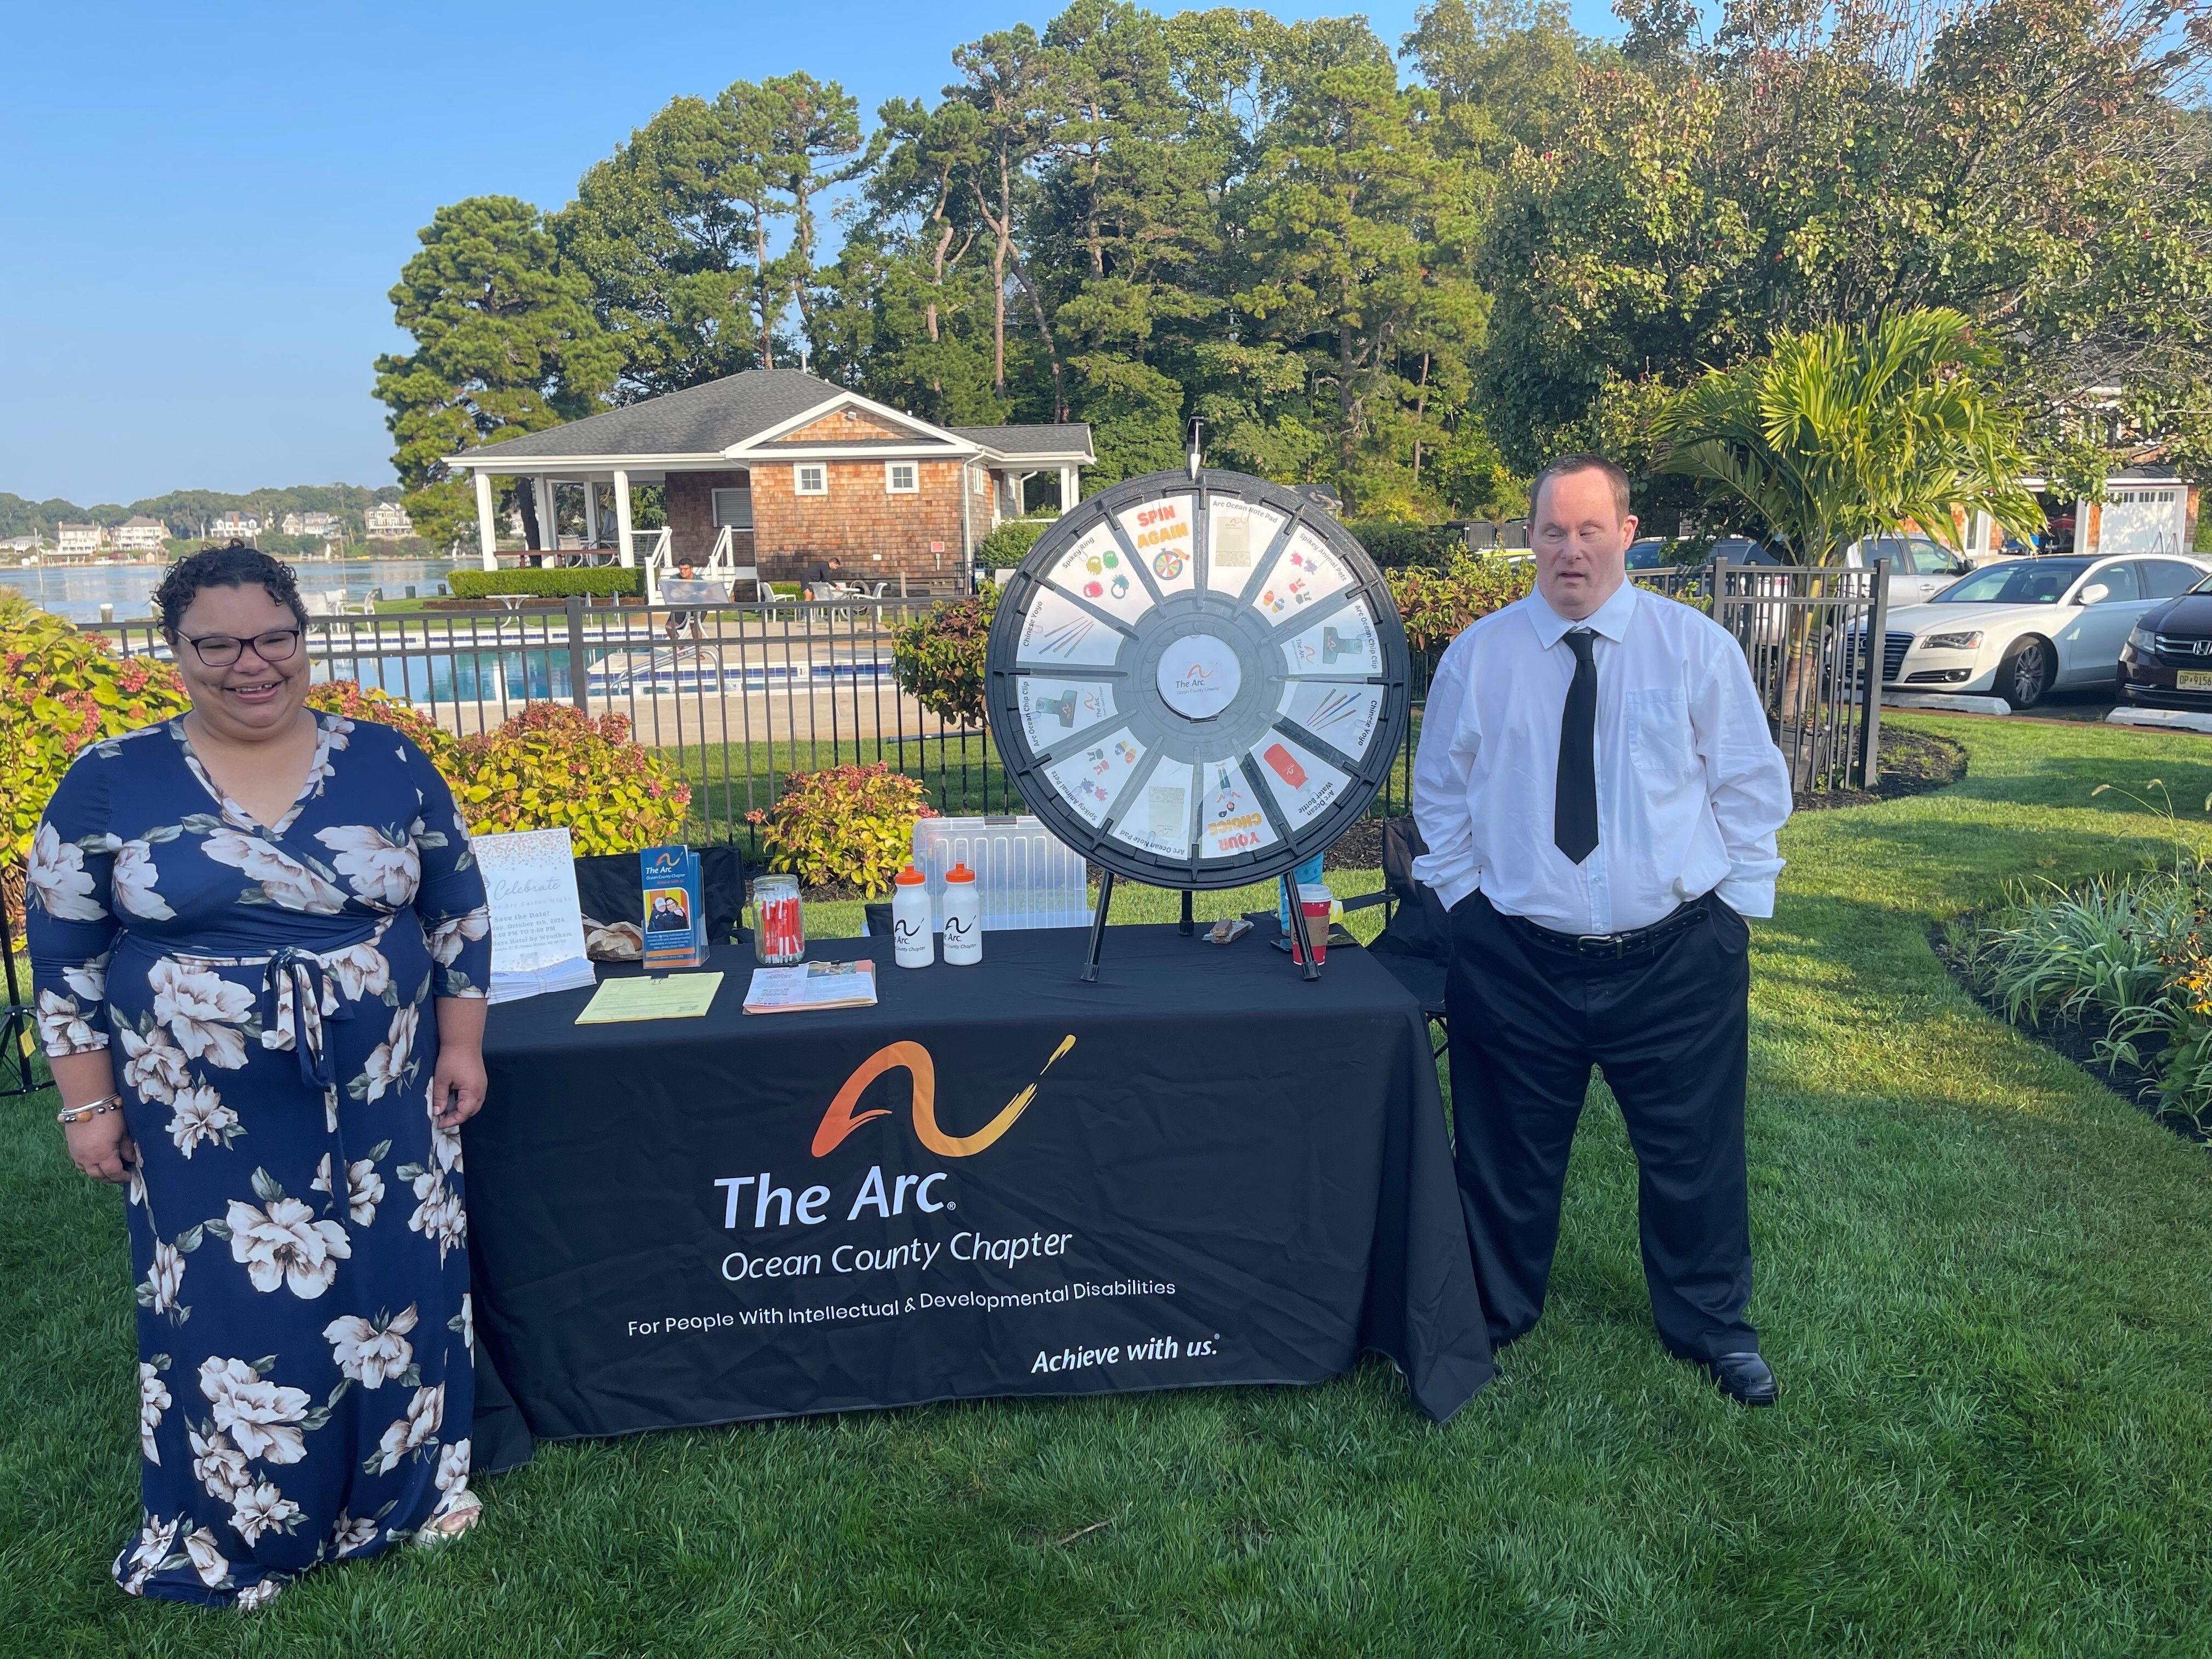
[476,827,599,1005]
[492,957,599,1003]
[575,972,724,1025]
[743,959,879,1014]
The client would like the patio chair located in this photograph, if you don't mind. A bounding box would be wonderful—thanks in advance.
[1339,817,1450,1056]
[573,847,747,961]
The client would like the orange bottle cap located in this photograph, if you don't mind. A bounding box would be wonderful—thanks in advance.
[946,863,976,883]
[894,865,926,885]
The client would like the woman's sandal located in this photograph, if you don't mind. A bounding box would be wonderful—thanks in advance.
[414,1489,483,1550]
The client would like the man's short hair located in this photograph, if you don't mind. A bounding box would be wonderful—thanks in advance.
[1532,454,1633,522]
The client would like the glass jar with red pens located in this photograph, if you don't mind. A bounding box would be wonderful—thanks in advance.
[752,874,805,965]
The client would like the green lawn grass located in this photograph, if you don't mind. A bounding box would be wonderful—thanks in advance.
[9,714,2212,1656]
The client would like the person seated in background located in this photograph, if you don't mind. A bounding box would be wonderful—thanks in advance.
[665,560,707,641]
[804,557,844,601]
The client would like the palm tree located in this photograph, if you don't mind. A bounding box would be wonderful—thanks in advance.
[1652,309,2043,564]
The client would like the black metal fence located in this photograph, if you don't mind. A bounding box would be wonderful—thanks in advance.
[98,598,1020,855]
[91,557,1888,860]
[1634,557,1891,791]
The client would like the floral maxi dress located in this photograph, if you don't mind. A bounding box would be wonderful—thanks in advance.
[27,713,492,1609]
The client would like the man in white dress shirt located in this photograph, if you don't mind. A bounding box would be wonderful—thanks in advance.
[1411,455,1793,1405]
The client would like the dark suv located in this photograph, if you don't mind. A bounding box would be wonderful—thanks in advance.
[2118,570,2212,708]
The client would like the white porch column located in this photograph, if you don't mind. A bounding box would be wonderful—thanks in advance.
[472,470,498,572]
[582,481,599,547]
[612,469,635,567]
[534,477,557,551]
[1059,465,1079,509]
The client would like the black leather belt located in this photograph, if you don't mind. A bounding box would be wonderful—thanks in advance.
[1505,892,1713,959]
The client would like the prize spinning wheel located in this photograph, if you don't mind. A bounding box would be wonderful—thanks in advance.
[985,467,1412,971]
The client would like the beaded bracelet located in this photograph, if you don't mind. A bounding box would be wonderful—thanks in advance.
[56,1093,122,1127]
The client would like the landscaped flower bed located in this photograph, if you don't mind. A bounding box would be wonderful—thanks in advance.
[1959,856,2212,1128]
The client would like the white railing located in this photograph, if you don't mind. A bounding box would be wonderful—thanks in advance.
[643,523,764,602]
[639,527,674,603]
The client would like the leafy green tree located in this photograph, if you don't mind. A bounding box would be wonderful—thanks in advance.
[947,26,1070,406]
[755,71,868,360]
[815,96,1005,422]
[1033,1,1223,475]
[1651,309,2044,562]
[556,97,774,393]
[1476,69,1757,469]
[1404,0,1590,185]
[373,196,617,549]
[1233,18,1486,504]
[1477,0,2212,478]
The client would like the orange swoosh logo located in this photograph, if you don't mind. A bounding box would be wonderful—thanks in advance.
[812,1036,1076,1159]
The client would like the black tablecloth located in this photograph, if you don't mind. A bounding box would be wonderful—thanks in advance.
[466,924,1492,1470]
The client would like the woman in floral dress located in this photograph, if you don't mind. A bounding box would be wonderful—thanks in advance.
[27,545,493,1609]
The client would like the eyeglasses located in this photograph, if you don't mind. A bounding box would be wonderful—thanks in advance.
[181,628,302,667]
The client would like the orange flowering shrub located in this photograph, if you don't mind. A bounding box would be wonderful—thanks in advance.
[746,763,935,894]
[892,585,999,726]
[3,593,192,874]
[306,679,459,771]
[451,702,691,854]
[1386,556,1537,654]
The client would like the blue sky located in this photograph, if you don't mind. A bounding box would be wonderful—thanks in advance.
[0,0,1623,506]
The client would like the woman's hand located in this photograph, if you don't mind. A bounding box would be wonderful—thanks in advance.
[430,1045,488,1129]
[66,1114,137,1184]
[430,995,490,1129]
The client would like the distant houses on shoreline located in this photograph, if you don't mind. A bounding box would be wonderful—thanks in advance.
[9,500,416,565]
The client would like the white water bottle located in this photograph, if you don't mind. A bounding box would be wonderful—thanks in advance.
[941,862,982,965]
[893,865,934,968]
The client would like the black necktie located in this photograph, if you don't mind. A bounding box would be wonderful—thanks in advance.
[1555,630,1599,864]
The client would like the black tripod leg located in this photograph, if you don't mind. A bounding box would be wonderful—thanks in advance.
[1283,873,1321,981]
[1179,888,1194,938]
[0,897,44,1097]
[1081,870,1115,984]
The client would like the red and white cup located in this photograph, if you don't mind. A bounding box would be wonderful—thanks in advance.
[1289,883,1333,965]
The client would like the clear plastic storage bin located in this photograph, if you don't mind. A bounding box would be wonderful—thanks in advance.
[911,815,1088,933]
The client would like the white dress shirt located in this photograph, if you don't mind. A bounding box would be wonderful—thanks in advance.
[1410,579,1792,934]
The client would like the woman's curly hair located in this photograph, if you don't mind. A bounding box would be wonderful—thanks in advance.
[154,543,309,641]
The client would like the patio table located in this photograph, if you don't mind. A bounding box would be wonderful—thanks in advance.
[464,924,1492,1471]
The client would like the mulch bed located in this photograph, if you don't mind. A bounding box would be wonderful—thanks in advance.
[1793,725,1967,812]
[1931,919,2209,1147]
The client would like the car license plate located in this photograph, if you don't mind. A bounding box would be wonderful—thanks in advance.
[2180,670,2212,691]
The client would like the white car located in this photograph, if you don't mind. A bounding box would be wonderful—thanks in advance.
[1841,533,1974,607]
[1881,552,2212,708]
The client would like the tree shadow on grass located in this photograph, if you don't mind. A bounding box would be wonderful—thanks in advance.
[1784,814,2195,919]
[1747,885,2204,1164]
[1936,747,2212,811]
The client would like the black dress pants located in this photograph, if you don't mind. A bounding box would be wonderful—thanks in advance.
[1446,891,1757,1361]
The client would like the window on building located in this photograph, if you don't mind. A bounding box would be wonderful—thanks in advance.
[711,487,754,529]
[886,461,919,495]
[794,464,828,496]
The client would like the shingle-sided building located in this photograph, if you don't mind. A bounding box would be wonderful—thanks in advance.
[447,369,1094,584]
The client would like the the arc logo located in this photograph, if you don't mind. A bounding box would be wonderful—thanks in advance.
[812,1035,1077,1159]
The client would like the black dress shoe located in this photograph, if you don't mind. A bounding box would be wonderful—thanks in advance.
[1706,1351,1778,1406]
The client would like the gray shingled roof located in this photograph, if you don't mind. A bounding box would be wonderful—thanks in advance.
[950,424,1094,459]
[459,369,1095,465]
[462,369,850,461]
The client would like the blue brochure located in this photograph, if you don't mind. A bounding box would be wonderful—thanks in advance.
[640,843,706,971]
